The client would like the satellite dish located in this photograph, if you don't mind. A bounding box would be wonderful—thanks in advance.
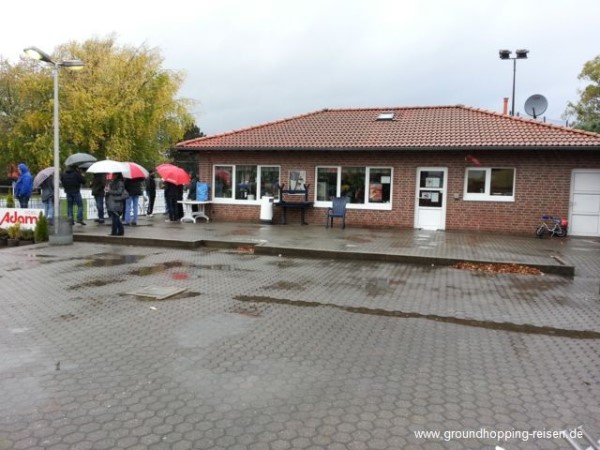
[524,94,548,119]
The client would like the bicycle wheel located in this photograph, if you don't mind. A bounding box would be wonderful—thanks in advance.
[556,227,567,237]
[535,224,546,238]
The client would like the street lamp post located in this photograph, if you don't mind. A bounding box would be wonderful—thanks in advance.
[24,47,84,237]
[499,49,529,116]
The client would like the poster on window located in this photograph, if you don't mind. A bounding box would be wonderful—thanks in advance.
[289,170,306,192]
[369,183,383,202]
[425,177,440,188]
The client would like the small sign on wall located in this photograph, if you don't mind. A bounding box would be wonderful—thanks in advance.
[288,170,306,191]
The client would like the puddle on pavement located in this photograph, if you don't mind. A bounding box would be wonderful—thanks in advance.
[120,290,201,300]
[128,261,185,276]
[77,256,255,277]
[197,263,233,271]
[129,261,253,276]
[68,278,125,290]
[343,236,373,244]
[229,305,261,317]
[365,277,393,296]
[80,253,146,267]
[267,259,300,268]
[233,295,600,339]
[58,313,77,321]
[174,290,201,299]
[509,277,571,292]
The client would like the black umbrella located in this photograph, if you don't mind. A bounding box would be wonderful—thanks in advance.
[65,153,97,167]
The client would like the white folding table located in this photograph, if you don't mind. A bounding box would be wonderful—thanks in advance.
[177,200,211,223]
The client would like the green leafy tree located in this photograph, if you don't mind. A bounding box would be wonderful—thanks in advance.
[0,35,196,174]
[565,55,600,133]
[182,122,205,141]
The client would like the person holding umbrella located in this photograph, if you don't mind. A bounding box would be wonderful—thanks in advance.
[164,181,179,222]
[105,173,126,236]
[61,165,86,225]
[90,173,106,224]
[40,174,54,224]
[145,169,157,217]
[123,178,143,226]
[155,163,190,222]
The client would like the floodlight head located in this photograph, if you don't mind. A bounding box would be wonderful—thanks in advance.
[24,46,54,64]
[515,49,529,59]
[60,60,85,70]
[499,49,511,59]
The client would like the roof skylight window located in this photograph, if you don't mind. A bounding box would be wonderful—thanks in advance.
[377,112,395,121]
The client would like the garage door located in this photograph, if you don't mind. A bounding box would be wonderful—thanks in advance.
[569,169,600,237]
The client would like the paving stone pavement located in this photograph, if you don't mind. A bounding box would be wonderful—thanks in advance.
[0,236,599,449]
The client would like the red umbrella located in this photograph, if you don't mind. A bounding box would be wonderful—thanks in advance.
[215,168,231,185]
[156,163,191,185]
[122,162,149,179]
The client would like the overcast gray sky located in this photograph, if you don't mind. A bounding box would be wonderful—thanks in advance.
[3,0,600,135]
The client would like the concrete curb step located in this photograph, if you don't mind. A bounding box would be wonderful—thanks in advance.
[73,234,575,277]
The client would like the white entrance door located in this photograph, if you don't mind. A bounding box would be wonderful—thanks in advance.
[569,169,600,237]
[414,167,447,230]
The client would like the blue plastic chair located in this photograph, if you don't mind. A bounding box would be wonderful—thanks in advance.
[326,196,348,229]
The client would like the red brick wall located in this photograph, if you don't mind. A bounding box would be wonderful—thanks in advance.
[193,150,600,234]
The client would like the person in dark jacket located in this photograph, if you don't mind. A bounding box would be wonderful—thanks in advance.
[176,184,184,219]
[90,173,106,224]
[15,163,34,208]
[123,178,143,226]
[145,170,157,216]
[60,166,86,225]
[40,174,54,224]
[164,181,179,222]
[105,173,126,236]
[187,172,198,213]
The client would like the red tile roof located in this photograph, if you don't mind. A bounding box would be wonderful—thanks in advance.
[176,105,600,151]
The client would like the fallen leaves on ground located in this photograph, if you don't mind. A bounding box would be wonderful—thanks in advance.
[452,262,543,275]
[236,245,255,254]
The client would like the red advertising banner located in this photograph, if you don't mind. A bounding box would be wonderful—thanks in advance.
[0,208,44,230]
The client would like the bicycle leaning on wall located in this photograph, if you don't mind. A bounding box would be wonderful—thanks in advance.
[535,214,568,238]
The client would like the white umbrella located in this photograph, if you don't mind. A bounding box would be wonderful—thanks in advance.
[86,160,127,174]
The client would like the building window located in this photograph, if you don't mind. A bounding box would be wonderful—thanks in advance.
[260,167,280,197]
[316,166,392,206]
[214,166,233,199]
[464,168,515,201]
[316,167,338,201]
[341,167,366,204]
[213,165,280,201]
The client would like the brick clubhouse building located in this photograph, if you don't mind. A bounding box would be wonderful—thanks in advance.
[175,105,600,236]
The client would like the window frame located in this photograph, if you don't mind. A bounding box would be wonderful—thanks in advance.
[212,164,280,203]
[463,167,516,202]
[314,166,393,209]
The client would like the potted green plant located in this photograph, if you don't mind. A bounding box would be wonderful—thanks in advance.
[7,223,20,246]
[34,213,49,243]
[18,228,35,245]
[0,228,8,246]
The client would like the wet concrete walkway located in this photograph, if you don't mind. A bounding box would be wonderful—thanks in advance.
[72,216,596,276]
